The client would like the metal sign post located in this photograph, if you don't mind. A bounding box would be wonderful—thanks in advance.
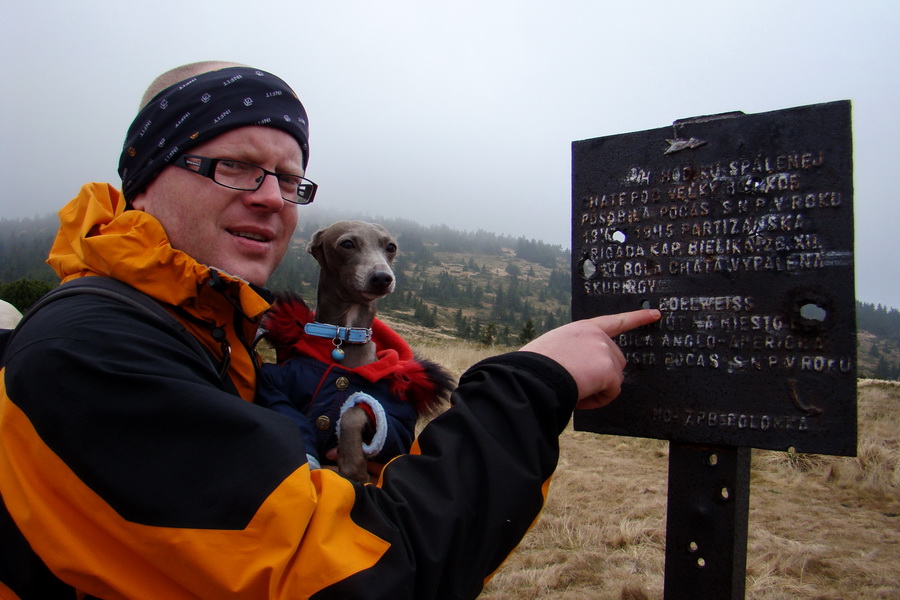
[570,101,855,598]
[664,443,750,600]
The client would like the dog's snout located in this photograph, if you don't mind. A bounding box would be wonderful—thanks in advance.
[370,270,394,290]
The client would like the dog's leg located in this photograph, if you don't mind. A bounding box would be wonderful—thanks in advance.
[337,406,374,484]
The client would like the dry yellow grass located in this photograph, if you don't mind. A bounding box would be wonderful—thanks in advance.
[404,335,900,600]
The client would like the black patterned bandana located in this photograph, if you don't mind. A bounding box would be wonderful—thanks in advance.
[118,66,310,202]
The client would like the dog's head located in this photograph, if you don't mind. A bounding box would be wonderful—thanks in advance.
[307,221,398,302]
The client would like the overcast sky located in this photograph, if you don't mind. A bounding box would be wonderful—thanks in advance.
[2,1,898,307]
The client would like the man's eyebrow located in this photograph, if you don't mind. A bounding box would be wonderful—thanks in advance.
[212,149,304,174]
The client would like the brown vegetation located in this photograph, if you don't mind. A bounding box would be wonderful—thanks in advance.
[407,334,900,600]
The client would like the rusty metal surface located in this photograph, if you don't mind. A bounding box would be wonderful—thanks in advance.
[571,101,856,456]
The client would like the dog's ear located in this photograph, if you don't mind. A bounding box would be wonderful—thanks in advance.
[307,228,326,262]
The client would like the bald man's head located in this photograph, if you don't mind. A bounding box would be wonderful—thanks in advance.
[139,61,245,108]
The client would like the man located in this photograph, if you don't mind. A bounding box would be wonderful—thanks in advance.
[0,61,659,599]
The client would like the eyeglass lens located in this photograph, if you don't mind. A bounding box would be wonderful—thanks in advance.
[213,160,312,203]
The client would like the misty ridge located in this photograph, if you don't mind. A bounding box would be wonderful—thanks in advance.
[1,210,898,380]
[0,209,571,342]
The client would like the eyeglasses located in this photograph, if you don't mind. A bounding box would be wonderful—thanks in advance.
[174,155,317,205]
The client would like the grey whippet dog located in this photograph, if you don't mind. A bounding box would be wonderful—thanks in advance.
[307,220,399,482]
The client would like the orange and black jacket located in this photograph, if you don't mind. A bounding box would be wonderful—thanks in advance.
[0,183,578,600]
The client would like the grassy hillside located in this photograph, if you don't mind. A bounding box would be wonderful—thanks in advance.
[268,214,900,379]
[267,215,573,345]
[858,330,900,380]
[2,212,899,378]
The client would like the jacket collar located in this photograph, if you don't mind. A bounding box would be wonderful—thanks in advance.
[47,182,271,321]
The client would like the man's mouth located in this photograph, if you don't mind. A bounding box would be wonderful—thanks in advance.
[230,230,271,243]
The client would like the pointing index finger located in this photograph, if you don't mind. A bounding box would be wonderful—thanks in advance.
[595,309,661,338]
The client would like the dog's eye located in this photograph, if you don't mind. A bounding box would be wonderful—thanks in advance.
[385,243,397,253]
[339,240,355,250]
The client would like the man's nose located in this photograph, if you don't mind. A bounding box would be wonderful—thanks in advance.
[246,173,286,211]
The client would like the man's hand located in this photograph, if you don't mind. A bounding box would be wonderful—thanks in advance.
[521,309,660,409]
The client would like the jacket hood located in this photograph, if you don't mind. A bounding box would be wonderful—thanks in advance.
[47,183,270,320]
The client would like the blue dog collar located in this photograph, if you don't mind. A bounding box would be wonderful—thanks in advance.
[304,322,373,344]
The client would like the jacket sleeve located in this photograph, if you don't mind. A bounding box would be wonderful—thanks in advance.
[313,351,578,600]
[1,293,576,600]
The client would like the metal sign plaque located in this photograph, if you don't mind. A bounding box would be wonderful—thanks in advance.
[571,101,856,456]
